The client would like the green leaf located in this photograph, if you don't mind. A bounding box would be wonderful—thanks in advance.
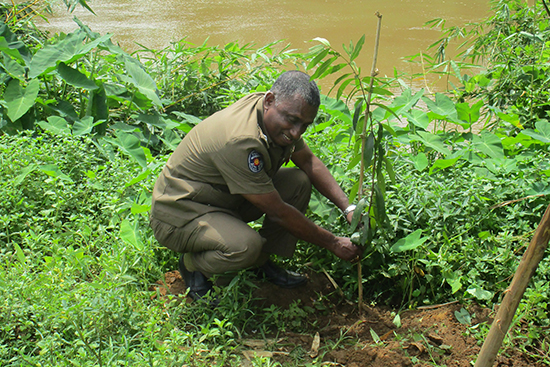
[363,132,375,168]
[39,164,73,182]
[412,131,451,156]
[404,110,430,129]
[29,30,112,78]
[14,164,38,186]
[412,153,429,171]
[350,198,368,233]
[2,55,26,80]
[456,100,483,124]
[4,79,40,122]
[125,59,162,107]
[390,229,428,252]
[472,131,504,160]
[38,116,71,135]
[349,35,365,62]
[73,116,102,136]
[352,100,364,131]
[521,119,550,143]
[119,219,144,250]
[14,243,27,264]
[103,132,147,168]
[373,183,385,224]
[422,93,457,120]
[466,286,493,301]
[312,37,331,47]
[454,308,471,325]
[384,157,396,184]
[429,157,459,174]
[310,56,335,80]
[307,48,329,70]
[57,62,98,90]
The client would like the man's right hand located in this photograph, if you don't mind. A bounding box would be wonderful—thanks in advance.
[331,237,363,262]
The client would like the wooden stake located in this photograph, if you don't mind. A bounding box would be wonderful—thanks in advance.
[474,203,550,367]
[357,12,383,314]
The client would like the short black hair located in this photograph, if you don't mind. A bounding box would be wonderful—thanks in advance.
[270,70,320,108]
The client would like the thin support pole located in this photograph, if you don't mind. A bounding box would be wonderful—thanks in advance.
[474,203,550,367]
[357,11,383,314]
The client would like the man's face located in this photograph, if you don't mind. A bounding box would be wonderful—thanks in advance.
[263,92,318,147]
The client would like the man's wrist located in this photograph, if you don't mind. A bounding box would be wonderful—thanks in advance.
[343,204,356,217]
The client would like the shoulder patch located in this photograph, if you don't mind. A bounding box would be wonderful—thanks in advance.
[248,150,264,173]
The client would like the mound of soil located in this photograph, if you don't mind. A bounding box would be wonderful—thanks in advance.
[152,270,543,367]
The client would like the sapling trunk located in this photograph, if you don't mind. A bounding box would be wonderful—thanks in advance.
[357,12,383,313]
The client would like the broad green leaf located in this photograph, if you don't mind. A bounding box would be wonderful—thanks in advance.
[57,62,98,90]
[412,153,429,171]
[73,116,101,136]
[521,119,550,143]
[349,34,365,61]
[138,113,180,130]
[429,157,459,174]
[126,169,152,187]
[473,131,504,160]
[404,109,430,129]
[5,79,40,122]
[39,164,73,182]
[412,131,451,156]
[456,100,483,124]
[14,164,38,186]
[38,116,71,135]
[466,286,493,301]
[125,59,162,107]
[422,93,457,120]
[131,203,150,214]
[29,31,112,78]
[363,132,375,168]
[104,132,147,168]
[119,219,144,250]
[390,229,428,253]
[497,111,522,128]
[2,55,25,80]
[389,88,424,115]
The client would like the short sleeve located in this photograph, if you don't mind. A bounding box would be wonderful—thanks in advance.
[212,137,275,195]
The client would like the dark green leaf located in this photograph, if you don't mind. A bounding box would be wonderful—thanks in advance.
[57,62,98,90]
[363,132,375,168]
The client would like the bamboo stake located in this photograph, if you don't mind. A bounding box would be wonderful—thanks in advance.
[357,12,383,314]
[474,203,550,367]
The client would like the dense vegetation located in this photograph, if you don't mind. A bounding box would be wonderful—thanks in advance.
[1,0,549,365]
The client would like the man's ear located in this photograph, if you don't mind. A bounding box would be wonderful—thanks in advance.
[264,91,275,108]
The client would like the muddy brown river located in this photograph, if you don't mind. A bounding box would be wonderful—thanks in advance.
[38,0,490,86]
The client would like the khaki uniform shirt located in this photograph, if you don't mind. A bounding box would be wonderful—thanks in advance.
[151,93,305,227]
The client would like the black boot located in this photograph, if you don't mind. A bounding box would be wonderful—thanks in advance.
[257,260,307,288]
[178,254,217,304]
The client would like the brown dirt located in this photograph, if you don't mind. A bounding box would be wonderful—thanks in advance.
[152,270,545,367]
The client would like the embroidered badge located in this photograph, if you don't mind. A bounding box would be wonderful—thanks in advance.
[248,150,264,173]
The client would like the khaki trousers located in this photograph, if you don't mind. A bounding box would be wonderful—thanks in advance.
[150,168,311,276]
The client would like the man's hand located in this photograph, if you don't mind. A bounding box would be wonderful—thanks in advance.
[330,237,363,262]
